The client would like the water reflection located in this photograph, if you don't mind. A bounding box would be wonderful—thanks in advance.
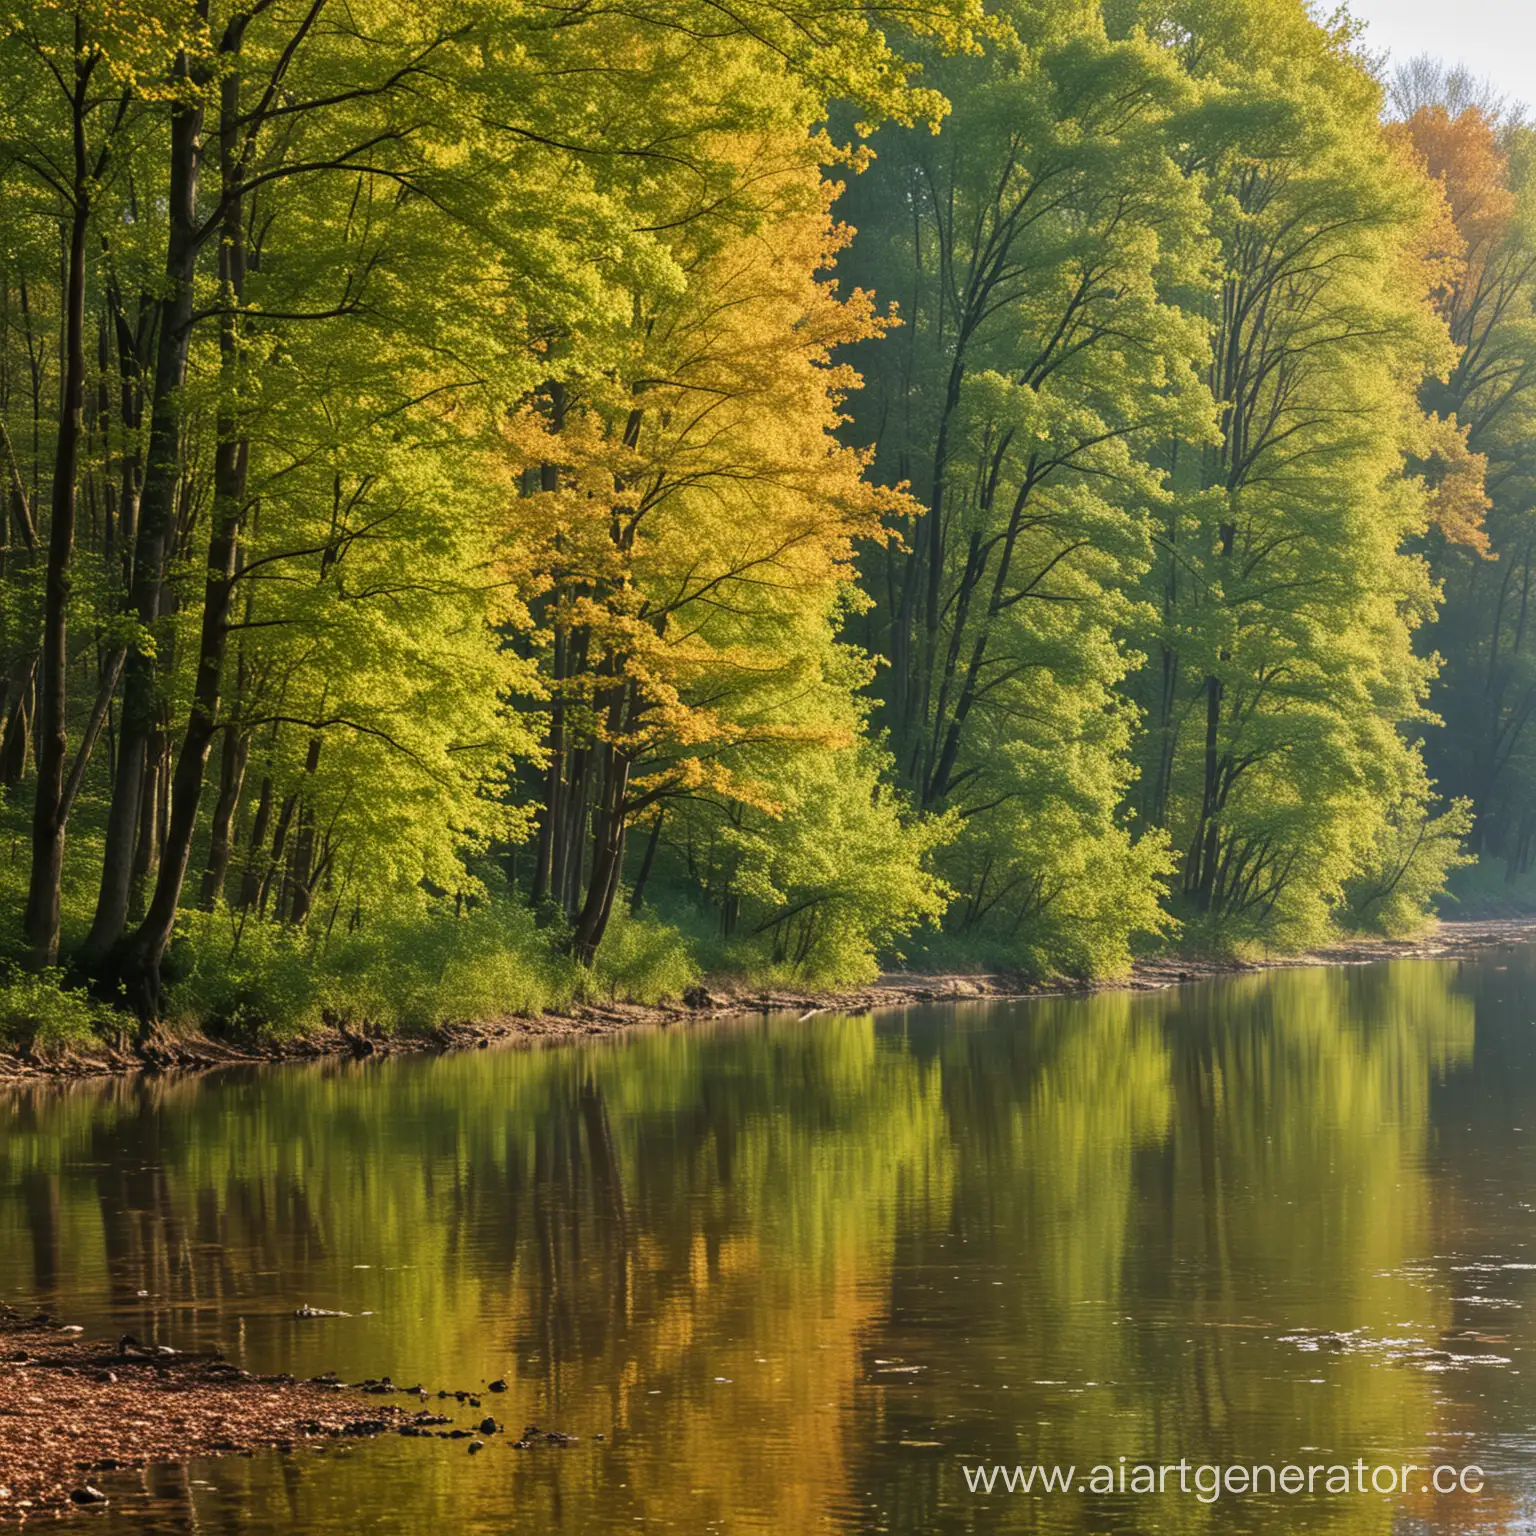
[4,953,1535,1533]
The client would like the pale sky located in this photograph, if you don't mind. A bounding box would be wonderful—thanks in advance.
[1345,0,1536,112]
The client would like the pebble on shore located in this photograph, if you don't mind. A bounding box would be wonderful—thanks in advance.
[0,1310,406,1518]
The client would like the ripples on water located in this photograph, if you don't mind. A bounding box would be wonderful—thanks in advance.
[5,951,1536,1532]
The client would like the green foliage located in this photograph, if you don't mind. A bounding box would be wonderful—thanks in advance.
[1344,786,1475,936]
[645,742,952,986]
[0,0,1500,1037]
[167,904,570,1039]
[1113,0,1465,945]
[0,965,113,1052]
[586,908,702,1005]
[164,919,325,1041]
[837,9,1216,970]
[927,800,1175,978]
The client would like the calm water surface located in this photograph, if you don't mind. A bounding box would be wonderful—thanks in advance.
[6,950,1536,1532]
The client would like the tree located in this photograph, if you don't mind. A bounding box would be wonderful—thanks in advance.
[1118,0,1465,942]
[837,5,1212,968]
[1,0,165,963]
[1394,103,1536,871]
[503,122,916,963]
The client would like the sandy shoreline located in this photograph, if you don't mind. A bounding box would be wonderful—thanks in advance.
[4,917,1536,1083]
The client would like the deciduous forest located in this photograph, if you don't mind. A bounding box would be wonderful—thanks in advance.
[0,0,1529,1042]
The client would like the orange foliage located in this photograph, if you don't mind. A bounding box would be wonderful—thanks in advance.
[1396,107,1514,256]
[500,150,916,828]
[1390,106,1514,323]
[1387,106,1513,553]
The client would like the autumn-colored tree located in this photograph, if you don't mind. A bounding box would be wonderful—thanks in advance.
[502,128,939,965]
[1394,101,1536,871]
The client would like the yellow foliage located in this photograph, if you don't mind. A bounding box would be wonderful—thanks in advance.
[500,148,915,818]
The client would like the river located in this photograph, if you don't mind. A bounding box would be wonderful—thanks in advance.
[4,949,1536,1532]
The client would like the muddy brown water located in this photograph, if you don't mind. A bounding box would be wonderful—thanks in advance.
[5,948,1536,1532]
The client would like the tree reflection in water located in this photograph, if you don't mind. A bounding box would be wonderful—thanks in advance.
[4,953,1531,1534]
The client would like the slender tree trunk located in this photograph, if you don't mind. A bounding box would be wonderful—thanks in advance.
[0,666,34,783]
[573,797,628,963]
[0,430,40,773]
[58,649,125,827]
[24,35,95,966]
[572,679,632,962]
[559,744,589,919]
[283,735,326,924]
[120,22,256,1007]
[629,809,664,914]
[254,733,319,923]
[1185,509,1236,907]
[1185,672,1223,907]
[83,56,206,968]
[529,386,566,908]
[257,791,298,919]
[238,772,273,911]
[288,801,316,925]
[129,730,163,915]
[532,612,566,907]
[200,725,249,909]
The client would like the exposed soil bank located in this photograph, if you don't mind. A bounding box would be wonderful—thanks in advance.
[5,918,1536,1083]
[0,1309,415,1519]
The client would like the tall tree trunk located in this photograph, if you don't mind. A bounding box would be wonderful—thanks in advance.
[287,800,316,925]
[572,680,633,962]
[572,790,628,963]
[1,659,36,784]
[282,735,326,925]
[58,649,126,827]
[24,32,95,966]
[120,18,255,1008]
[0,428,40,773]
[129,729,163,917]
[559,744,589,919]
[532,611,566,908]
[83,51,206,969]
[528,387,566,907]
[257,791,298,919]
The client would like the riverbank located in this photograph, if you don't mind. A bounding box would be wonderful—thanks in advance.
[0,1310,418,1518]
[4,918,1534,1083]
